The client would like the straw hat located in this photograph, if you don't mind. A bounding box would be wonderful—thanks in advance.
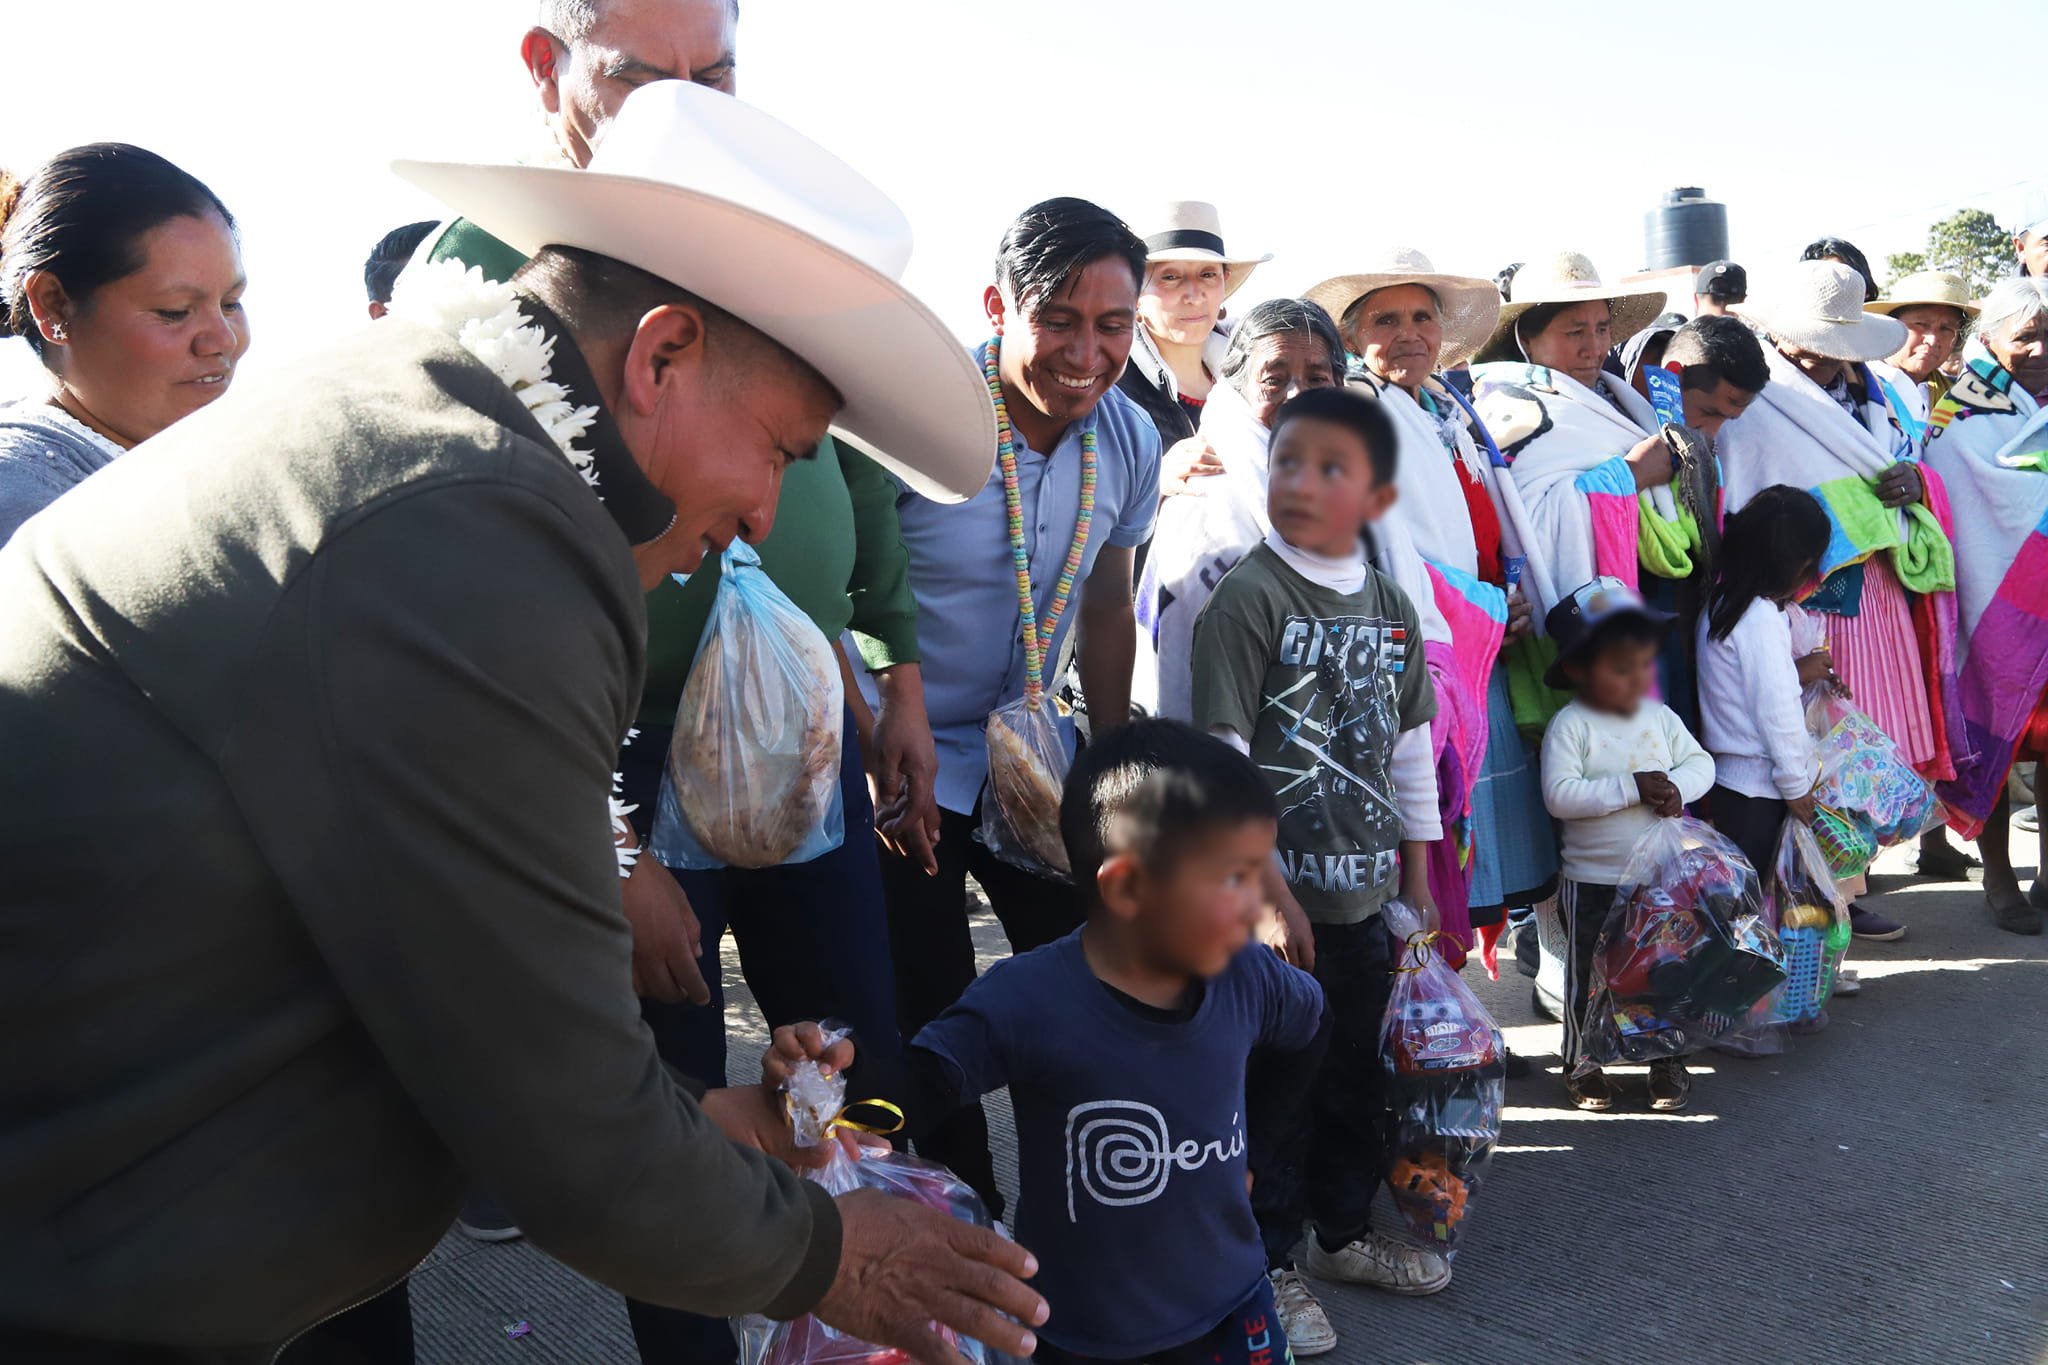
[1301,248,1503,370]
[393,81,992,504]
[1733,260,1908,361]
[1133,200,1272,300]
[1865,269,1981,319]
[1471,252,1667,365]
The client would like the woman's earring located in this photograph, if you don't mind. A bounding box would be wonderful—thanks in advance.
[49,323,68,342]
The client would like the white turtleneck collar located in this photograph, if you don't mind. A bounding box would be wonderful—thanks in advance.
[1263,527,1368,595]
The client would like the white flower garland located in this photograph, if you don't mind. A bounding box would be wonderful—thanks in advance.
[390,259,642,878]
[388,259,603,492]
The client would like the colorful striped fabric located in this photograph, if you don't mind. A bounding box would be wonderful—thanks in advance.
[1575,457,1642,592]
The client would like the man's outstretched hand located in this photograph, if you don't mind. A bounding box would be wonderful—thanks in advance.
[815,1188,1047,1365]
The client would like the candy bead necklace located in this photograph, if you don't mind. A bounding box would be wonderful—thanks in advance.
[985,338,1096,709]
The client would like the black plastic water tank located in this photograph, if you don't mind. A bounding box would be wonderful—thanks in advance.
[1643,187,1728,271]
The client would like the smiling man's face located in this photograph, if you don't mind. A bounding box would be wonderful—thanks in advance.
[985,255,1140,448]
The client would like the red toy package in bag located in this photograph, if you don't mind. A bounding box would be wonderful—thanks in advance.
[734,1034,1018,1365]
[1378,900,1504,1257]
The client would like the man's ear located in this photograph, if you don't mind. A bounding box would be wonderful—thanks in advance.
[983,284,1008,338]
[621,303,710,418]
[520,28,564,111]
[1096,852,1143,922]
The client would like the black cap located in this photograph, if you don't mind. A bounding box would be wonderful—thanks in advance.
[1694,260,1746,300]
[1542,577,1676,690]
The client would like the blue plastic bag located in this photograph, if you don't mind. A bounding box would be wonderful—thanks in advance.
[653,543,844,869]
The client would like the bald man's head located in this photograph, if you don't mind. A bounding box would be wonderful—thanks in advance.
[523,0,740,168]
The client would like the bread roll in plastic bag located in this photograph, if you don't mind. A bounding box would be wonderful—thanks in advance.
[980,692,1072,880]
[735,1032,1019,1365]
[1574,816,1784,1076]
[655,543,843,869]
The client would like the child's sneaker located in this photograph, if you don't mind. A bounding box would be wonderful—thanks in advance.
[1832,966,1860,996]
[1564,1067,1615,1112]
[1267,1268,1337,1355]
[1647,1057,1691,1112]
[1300,1227,1452,1296]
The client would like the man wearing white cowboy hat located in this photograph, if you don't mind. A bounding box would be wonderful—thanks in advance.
[1117,199,1272,469]
[1722,258,1961,944]
[1867,270,1980,427]
[0,81,1049,1362]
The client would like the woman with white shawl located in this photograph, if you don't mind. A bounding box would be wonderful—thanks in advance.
[1719,260,1963,942]
[1466,253,1689,728]
[1306,249,1550,960]
[1923,277,2048,933]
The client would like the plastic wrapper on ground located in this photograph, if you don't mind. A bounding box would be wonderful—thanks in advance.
[981,693,1071,880]
[1377,899,1504,1258]
[1574,817,1785,1076]
[1803,685,1944,877]
[736,1037,1015,1365]
[660,543,843,869]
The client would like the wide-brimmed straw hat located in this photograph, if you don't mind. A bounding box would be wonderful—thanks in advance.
[1302,248,1503,370]
[1133,200,1272,300]
[1865,269,1981,319]
[1472,252,1667,365]
[1733,260,1909,362]
[394,81,992,503]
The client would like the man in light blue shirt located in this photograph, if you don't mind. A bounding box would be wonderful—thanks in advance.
[880,197,1161,1213]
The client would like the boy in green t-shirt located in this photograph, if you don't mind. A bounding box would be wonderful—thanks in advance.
[1191,385,1452,1307]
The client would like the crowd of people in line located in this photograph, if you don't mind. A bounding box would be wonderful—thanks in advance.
[5,3,2048,1364]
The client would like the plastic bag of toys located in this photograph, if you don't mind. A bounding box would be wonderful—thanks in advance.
[1763,818,1853,1027]
[1574,817,1785,1076]
[1803,685,1944,877]
[1378,899,1504,1257]
[734,1034,1015,1365]
[980,691,1072,880]
[658,543,843,869]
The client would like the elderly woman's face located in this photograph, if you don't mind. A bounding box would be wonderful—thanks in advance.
[1350,285,1443,395]
[1887,304,1965,383]
[1519,300,1612,390]
[1989,308,2048,398]
[1242,333,1339,429]
[1139,259,1227,348]
[1777,341,1849,391]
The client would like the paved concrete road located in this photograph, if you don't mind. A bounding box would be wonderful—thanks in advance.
[410,835,2048,1365]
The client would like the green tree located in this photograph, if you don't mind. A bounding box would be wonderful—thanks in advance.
[1885,207,2010,295]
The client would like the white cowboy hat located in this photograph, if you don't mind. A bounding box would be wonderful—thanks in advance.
[1733,260,1908,361]
[393,81,992,503]
[1301,248,1504,370]
[1473,251,1667,365]
[1133,200,1272,300]
[1865,269,1981,319]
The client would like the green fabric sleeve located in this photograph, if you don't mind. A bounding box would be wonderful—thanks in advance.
[839,441,922,670]
[1895,501,1956,595]
[1505,635,1574,740]
[1190,582,1270,741]
[425,218,530,284]
[1636,495,1698,579]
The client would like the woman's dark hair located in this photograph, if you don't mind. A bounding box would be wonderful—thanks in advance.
[1059,717,1278,910]
[1219,297,1346,390]
[1800,237,1879,303]
[0,143,235,357]
[364,220,438,306]
[1516,298,1610,347]
[994,197,1147,318]
[1268,385,1398,486]
[1339,283,1444,345]
[1707,484,1833,641]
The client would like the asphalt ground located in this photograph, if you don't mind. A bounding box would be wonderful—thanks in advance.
[409,828,2048,1365]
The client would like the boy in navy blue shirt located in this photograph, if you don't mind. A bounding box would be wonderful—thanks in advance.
[848,720,1327,1363]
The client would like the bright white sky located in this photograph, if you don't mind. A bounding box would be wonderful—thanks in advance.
[2,0,2039,398]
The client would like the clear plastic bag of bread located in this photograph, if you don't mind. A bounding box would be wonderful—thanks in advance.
[657,542,843,868]
[980,690,1071,880]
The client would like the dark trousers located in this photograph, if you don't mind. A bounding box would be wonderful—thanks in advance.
[878,803,1083,1217]
[626,710,900,1365]
[1559,877,1621,1065]
[1708,785,1789,886]
[1254,915,1398,1263]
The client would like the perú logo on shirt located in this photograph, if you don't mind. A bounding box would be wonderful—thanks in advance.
[1063,1100,1245,1221]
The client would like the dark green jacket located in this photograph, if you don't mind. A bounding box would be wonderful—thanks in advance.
[0,321,839,1359]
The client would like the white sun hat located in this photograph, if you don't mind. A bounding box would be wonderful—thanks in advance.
[1734,260,1909,361]
[1865,269,1981,319]
[1302,248,1503,370]
[393,80,992,504]
[1473,251,1667,364]
[1133,200,1273,300]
